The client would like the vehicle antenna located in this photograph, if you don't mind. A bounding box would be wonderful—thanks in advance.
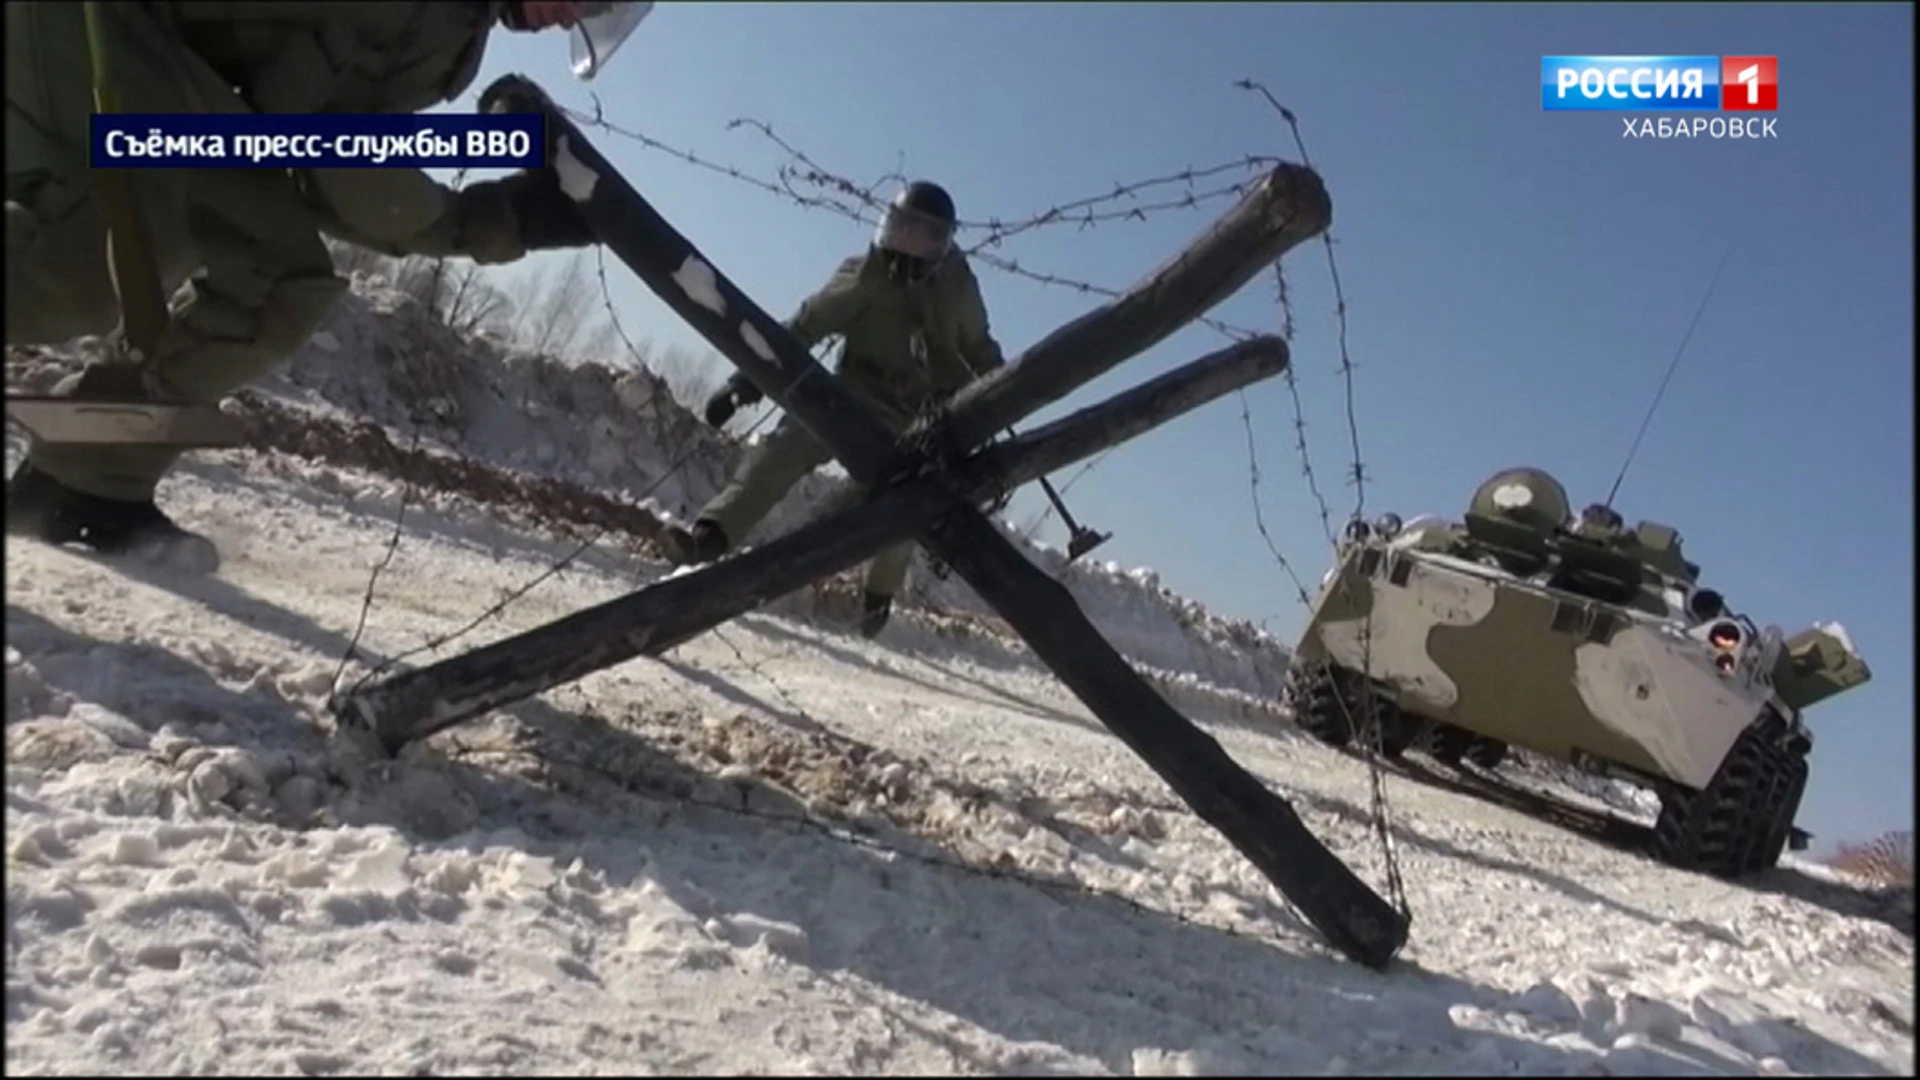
[1604,242,1739,509]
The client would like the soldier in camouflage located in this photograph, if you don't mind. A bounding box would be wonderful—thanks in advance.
[659,180,1008,638]
[4,1,656,568]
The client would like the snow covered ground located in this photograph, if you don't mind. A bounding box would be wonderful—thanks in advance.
[7,282,1914,1074]
[7,451,1912,1075]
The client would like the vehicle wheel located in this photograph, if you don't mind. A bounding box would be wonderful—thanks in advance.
[1288,663,1412,757]
[1286,664,1357,747]
[1427,723,1475,766]
[1746,746,1809,873]
[1466,737,1509,770]
[1651,719,1799,879]
[1372,709,1421,761]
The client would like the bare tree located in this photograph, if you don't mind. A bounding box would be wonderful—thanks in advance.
[369,251,512,338]
[321,235,614,366]
[1828,829,1916,887]
[648,342,728,412]
[436,260,513,337]
[574,315,624,367]
[511,250,604,358]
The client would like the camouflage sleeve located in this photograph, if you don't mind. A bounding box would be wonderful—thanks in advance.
[165,2,521,263]
[786,256,871,350]
[300,170,524,265]
[951,257,1006,377]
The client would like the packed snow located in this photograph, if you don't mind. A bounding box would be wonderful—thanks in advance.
[6,280,1912,1075]
[1815,622,1859,659]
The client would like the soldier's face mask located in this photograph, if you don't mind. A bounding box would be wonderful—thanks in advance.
[880,250,934,285]
[873,203,955,266]
[503,2,655,81]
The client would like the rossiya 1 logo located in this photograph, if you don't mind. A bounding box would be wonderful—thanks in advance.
[1540,55,1779,140]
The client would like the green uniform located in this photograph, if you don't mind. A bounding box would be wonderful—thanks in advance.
[701,247,1006,598]
[6,0,530,502]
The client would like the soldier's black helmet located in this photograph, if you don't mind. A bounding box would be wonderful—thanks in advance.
[874,181,957,279]
[896,181,956,225]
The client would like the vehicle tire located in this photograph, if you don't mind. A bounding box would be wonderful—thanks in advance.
[1746,746,1809,873]
[1427,723,1475,766]
[1289,663,1413,757]
[1372,709,1420,761]
[1466,737,1509,770]
[1650,718,1799,879]
[1287,664,1357,748]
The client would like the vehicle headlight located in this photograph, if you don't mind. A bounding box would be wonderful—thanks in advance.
[1708,620,1743,673]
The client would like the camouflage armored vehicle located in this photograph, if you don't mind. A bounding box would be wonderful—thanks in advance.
[1283,466,1872,878]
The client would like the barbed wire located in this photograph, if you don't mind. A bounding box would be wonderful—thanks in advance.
[1234,81,1370,513]
[563,99,1279,344]
[1234,78,1406,924]
[1237,391,1317,609]
[334,428,423,690]
[332,249,813,698]
[574,96,1282,252]
[331,78,1408,955]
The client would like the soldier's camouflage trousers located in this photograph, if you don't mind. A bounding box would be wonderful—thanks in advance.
[701,405,916,600]
[6,2,345,502]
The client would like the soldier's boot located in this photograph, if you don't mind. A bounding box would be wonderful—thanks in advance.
[858,590,893,639]
[657,518,729,566]
[6,462,220,574]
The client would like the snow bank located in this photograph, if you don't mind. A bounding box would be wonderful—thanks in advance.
[290,280,1295,697]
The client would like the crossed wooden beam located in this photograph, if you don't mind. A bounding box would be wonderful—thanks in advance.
[334,74,1410,969]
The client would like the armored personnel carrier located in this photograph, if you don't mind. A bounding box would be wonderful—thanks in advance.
[1283,466,1871,878]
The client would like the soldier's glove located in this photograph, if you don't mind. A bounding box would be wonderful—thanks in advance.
[702,386,737,428]
[474,168,597,252]
[703,374,764,428]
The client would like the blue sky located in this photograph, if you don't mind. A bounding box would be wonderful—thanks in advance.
[440,3,1912,849]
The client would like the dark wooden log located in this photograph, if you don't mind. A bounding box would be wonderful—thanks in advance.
[923,163,1332,457]
[335,480,950,753]
[985,336,1287,492]
[337,336,1287,749]
[919,510,1409,969]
